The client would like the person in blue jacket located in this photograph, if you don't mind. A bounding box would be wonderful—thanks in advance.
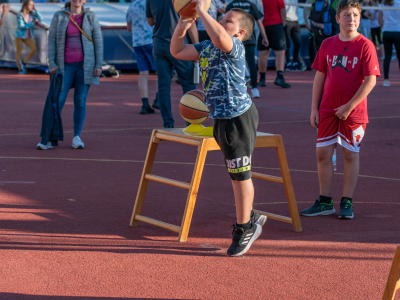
[15,0,42,74]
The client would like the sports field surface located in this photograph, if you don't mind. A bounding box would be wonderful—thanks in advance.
[0,64,399,299]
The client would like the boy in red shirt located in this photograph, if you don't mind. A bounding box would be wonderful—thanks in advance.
[301,0,380,219]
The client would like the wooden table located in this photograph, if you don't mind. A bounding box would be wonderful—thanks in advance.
[130,128,302,242]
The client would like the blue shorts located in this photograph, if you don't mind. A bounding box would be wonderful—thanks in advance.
[134,44,156,72]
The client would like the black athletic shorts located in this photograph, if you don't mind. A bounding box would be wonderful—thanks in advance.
[257,23,287,51]
[213,103,259,181]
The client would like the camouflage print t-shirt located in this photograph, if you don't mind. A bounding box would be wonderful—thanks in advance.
[193,37,252,119]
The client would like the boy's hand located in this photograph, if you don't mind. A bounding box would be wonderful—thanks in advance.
[334,103,352,120]
[262,38,269,47]
[310,109,319,129]
[177,16,196,32]
[192,0,208,12]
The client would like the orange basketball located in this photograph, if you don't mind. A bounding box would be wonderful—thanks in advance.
[172,0,211,19]
[179,90,209,124]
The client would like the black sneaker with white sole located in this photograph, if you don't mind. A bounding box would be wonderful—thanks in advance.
[251,210,267,226]
[227,222,262,257]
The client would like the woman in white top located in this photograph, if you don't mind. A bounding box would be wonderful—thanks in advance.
[379,0,400,86]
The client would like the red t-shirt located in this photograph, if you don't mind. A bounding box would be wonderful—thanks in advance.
[261,0,285,27]
[312,34,380,123]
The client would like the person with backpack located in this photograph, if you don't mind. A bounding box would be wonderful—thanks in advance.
[37,1,103,150]
[309,0,340,53]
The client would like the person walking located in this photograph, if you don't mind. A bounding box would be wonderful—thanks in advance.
[15,0,42,75]
[378,0,400,87]
[146,0,198,128]
[38,0,103,150]
[285,0,305,71]
[126,0,158,114]
[197,0,225,42]
[257,0,291,88]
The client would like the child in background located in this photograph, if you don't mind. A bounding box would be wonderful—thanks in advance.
[302,0,380,219]
[171,0,267,256]
[15,0,42,74]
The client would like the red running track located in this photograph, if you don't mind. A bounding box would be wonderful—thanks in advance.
[0,64,399,299]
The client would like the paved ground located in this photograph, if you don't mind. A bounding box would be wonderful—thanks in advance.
[0,64,399,299]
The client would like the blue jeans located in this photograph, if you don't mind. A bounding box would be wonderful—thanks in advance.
[58,62,90,137]
[153,41,196,127]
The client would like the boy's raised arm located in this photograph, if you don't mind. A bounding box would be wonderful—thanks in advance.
[194,0,233,53]
[170,17,200,61]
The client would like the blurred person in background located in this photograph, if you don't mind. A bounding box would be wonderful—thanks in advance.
[15,0,42,74]
[370,0,383,58]
[379,0,400,86]
[39,0,103,150]
[226,0,268,98]
[285,0,306,71]
[146,0,198,128]
[360,0,373,38]
[0,3,11,28]
[258,0,291,88]
[197,0,225,42]
[126,0,159,114]
[303,0,316,66]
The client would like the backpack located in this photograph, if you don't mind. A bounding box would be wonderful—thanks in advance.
[309,0,335,37]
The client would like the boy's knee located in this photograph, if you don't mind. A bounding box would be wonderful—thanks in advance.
[316,146,334,162]
[342,148,359,162]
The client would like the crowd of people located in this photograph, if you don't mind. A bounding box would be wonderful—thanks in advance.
[0,0,398,256]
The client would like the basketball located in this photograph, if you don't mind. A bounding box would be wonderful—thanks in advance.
[172,0,211,19]
[179,90,209,124]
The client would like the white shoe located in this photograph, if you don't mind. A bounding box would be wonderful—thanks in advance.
[383,79,390,87]
[37,141,53,150]
[251,88,260,98]
[72,136,84,149]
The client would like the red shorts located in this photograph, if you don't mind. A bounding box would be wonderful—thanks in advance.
[317,116,367,152]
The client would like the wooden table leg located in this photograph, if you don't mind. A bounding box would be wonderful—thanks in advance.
[130,131,160,227]
[382,245,400,300]
[275,135,303,233]
[178,139,210,242]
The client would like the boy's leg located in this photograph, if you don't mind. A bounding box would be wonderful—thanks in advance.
[342,148,359,198]
[337,122,366,219]
[134,45,155,114]
[302,116,337,216]
[257,27,271,86]
[317,144,335,197]
[231,178,254,224]
[213,104,262,256]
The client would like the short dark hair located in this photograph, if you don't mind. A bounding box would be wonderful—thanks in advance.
[230,8,255,41]
[336,0,362,16]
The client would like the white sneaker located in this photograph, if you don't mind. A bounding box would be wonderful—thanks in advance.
[72,136,84,149]
[37,141,53,150]
[383,79,391,87]
[251,88,260,98]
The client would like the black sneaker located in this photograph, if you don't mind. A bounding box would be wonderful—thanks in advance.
[251,210,267,226]
[274,76,291,88]
[152,100,159,109]
[140,106,155,114]
[227,222,262,257]
[257,78,266,87]
[285,62,293,71]
[301,199,335,216]
[338,199,354,219]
